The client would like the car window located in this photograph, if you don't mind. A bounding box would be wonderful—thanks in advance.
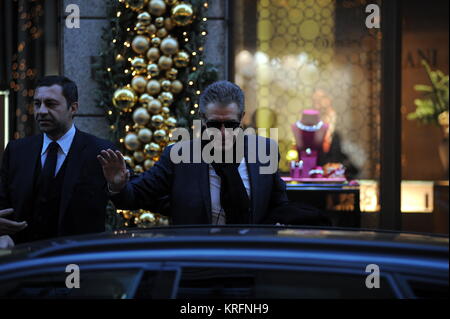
[176,267,397,299]
[0,267,181,299]
[0,270,140,299]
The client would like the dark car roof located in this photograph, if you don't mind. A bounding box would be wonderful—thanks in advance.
[1,225,447,263]
[0,225,447,300]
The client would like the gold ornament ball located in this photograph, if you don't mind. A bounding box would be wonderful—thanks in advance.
[171,80,183,94]
[165,116,177,128]
[115,54,125,62]
[158,91,174,107]
[161,79,172,91]
[131,36,150,55]
[158,55,173,70]
[164,17,175,30]
[135,22,147,35]
[134,165,144,174]
[121,210,133,220]
[160,37,179,55]
[146,79,161,96]
[139,93,154,108]
[148,0,166,16]
[153,129,167,143]
[133,151,146,163]
[156,27,168,39]
[138,212,156,225]
[124,133,141,151]
[126,0,148,12]
[146,24,157,36]
[144,159,155,170]
[146,47,160,62]
[131,76,148,94]
[155,17,164,28]
[174,51,190,68]
[138,128,153,143]
[123,155,135,168]
[132,107,151,126]
[147,63,160,77]
[151,114,165,128]
[161,106,170,116]
[151,37,161,47]
[165,68,178,80]
[168,127,177,136]
[137,11,152,25]
[148,99,162,114]
[165,0,178,6]
[131,56,147,74]
[171,3,194,26]
[145,142,161,157]
[112,87,137,110]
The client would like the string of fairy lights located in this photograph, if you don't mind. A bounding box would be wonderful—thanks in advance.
[94,0,217,228]
[9,1,43,139]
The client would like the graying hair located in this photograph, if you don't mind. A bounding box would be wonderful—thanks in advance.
[199,81,245,116]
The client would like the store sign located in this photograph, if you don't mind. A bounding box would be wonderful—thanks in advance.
[404,48,438,69]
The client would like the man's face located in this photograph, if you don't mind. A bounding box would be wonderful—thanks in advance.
[202,102,244,151]
[34,85,77,138]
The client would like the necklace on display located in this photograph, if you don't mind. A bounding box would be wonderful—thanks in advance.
[296,120,324,132]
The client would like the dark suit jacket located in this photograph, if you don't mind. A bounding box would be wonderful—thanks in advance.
[0,128,115,238]
[111,135,290,224]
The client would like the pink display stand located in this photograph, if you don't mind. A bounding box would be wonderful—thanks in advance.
[282,177,347,183]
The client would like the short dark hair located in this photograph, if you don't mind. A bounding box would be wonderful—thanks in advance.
[199,81,245,116]
[35,75,78,108]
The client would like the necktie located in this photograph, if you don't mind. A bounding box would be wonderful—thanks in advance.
[42,141,59,183]
[201,129,251,224]
[32,141,59,240]
[212,162,250,224]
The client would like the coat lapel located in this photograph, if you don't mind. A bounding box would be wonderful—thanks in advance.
[244,135,259,223]
[187,139,212,223]
[58,129,87,227]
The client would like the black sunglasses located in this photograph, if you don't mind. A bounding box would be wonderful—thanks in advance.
[205,120,241,130]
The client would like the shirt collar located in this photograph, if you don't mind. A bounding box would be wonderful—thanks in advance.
[41,124,76,156]
[208,157,246,170]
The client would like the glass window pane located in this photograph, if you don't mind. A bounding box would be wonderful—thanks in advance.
[233,0,383,226]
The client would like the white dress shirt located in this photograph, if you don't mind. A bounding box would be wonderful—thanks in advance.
[209,158,251,225]
[41,124,76,176]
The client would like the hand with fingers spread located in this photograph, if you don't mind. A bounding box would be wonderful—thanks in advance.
[97,149,130,193]
[0,208,27,236]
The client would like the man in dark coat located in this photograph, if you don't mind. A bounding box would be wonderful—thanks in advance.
[99,81,291,225]
[0,76,115,245]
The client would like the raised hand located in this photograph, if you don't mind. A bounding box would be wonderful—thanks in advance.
[97,149,130,192]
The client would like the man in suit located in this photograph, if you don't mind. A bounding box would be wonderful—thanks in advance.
[98,81,291,224]
[0,75,115,244]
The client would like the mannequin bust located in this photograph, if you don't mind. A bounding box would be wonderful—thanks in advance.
[291,109,328,151]
[291,109,329,177]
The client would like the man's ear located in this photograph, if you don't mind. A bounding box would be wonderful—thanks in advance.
[240,111,246,126]
[70,102,79,117]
